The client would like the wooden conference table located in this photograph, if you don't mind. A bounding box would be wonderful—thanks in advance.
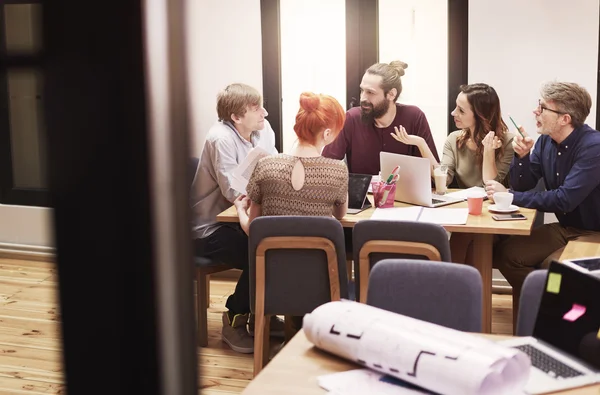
[240,330,600,395]
[216,194,538,333]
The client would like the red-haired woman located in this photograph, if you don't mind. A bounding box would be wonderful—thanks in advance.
[235,92,349,234]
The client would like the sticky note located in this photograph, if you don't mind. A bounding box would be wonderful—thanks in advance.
[563,304,586,322]
[546,272,562,294]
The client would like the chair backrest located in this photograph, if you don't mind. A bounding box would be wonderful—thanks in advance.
[367,259,482,332]
[248,216,349,315]
[353,220,451,302]
[188,157,200,190]
[516,269,547,336]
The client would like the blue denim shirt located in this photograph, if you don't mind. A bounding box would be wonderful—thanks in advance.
[509,124,600,231]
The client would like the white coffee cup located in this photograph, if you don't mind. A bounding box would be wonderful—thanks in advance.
[493,192,514,210]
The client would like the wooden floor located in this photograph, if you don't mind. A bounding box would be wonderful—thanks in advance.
[0,257,514,394]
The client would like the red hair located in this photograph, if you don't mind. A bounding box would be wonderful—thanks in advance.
[293,92,345,145]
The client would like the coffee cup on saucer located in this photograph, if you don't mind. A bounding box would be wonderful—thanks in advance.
[493,192,514,210]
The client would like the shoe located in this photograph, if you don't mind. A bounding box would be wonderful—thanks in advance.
[247,314,285,338]
[221,312,254,354]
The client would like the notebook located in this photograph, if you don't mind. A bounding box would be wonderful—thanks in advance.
[500,260,600,394]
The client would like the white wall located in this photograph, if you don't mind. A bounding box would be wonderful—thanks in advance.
[280,0,346,153]
[0,205,53,247]
[469,0,599,137]
[379,0,448,158]
[186,0,264,156]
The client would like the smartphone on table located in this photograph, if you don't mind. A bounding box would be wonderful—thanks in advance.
[492,213,526,221]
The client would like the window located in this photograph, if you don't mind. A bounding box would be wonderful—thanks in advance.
[0,1,49,206]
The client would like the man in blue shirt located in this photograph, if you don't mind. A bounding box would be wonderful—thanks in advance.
[485,82,600,325]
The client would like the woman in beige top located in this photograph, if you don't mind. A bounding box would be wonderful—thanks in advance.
[392,83,515,264]
[235,92,348,235]
[392,83,515,188]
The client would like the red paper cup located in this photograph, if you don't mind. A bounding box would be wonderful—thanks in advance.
[467,195,484,215]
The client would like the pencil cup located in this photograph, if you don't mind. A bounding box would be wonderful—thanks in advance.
[371,181,396,208]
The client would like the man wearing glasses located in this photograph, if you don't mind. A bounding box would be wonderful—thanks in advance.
[485,81,600,327]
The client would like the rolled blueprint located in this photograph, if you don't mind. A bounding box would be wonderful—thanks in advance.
[304,301,530,395]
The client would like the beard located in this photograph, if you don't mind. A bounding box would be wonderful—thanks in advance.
[360,99,390,124]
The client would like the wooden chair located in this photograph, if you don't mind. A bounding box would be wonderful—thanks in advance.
[352,220,451,303]
[194,258,231,346]
[189,156,232,347]
[248,216,348,376]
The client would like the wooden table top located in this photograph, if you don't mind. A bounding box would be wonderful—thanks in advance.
[560,241,600,261]
[217,193,537,235]
[241,330,600,395]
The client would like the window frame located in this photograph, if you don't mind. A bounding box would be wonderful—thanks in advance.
[0,0,49,207]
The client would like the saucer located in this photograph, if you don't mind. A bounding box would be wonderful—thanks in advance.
[488,204,519,213]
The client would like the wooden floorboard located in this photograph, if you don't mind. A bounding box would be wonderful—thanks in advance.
[0,257,514,394]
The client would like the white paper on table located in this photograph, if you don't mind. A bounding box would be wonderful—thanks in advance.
[370,207,422,221]
[229,146,271,194]
[418,207,469,225]
[445,187,487,200]
[303,301,531,395]
[318,369,432,394]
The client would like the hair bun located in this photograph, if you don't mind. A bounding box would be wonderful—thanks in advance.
[299,92,320,113]
[389,60,408,76]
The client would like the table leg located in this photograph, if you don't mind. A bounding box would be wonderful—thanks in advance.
[470,233,493,333]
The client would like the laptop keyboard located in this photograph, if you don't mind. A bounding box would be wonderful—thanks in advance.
[515,344,584,379]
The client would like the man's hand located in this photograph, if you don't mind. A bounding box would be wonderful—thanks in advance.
[234,195,250,213]
[512,127,534,158]
[484,180,507,201]
[391,125,424,147]
[482,131,502,153]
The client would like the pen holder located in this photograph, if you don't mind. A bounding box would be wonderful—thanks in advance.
[371,181,396,208]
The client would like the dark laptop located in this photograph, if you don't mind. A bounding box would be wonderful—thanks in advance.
[347,173,372,214]
[501,260,600,394]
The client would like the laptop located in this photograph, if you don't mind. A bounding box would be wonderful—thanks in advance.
[501,260,600,394]
[379,152,462,208]
[347,173,372,214]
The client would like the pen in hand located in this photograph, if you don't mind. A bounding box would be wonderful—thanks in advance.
[509,115,525,139]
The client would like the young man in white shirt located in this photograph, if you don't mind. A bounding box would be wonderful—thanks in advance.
[191,83,281,353]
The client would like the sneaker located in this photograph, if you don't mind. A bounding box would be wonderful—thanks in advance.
[221,312,254,354]
[247,314,285,338]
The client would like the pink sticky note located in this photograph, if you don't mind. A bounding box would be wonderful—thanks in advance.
[563,304,586,322]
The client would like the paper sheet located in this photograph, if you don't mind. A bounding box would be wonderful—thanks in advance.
[370,207,422,221]
[418,208,469,225]
[229,146,271,195]
[319,369,433,394]
[445,187,487,200]
[304,301,530,395]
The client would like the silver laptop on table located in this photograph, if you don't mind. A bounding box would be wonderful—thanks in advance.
[379,152,462,208]
[501,260,600,394]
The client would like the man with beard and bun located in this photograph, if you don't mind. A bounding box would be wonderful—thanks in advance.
[322,60,439,175]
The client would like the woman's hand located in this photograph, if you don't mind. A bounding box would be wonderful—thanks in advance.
[391,125,424,146]
[234,195,250,213]
[482,131,502,153]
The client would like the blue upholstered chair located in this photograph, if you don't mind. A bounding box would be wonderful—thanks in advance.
[367,258,482,332]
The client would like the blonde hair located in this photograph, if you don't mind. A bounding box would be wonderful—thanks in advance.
[540,82,591,128]
[216,83,262,122]
[365,60,408,101]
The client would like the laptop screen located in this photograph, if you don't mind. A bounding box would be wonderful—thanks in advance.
[348,173,371,209]
[533,260,600,369]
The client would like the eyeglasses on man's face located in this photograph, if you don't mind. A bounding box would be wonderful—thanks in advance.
[537,99,564,115]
